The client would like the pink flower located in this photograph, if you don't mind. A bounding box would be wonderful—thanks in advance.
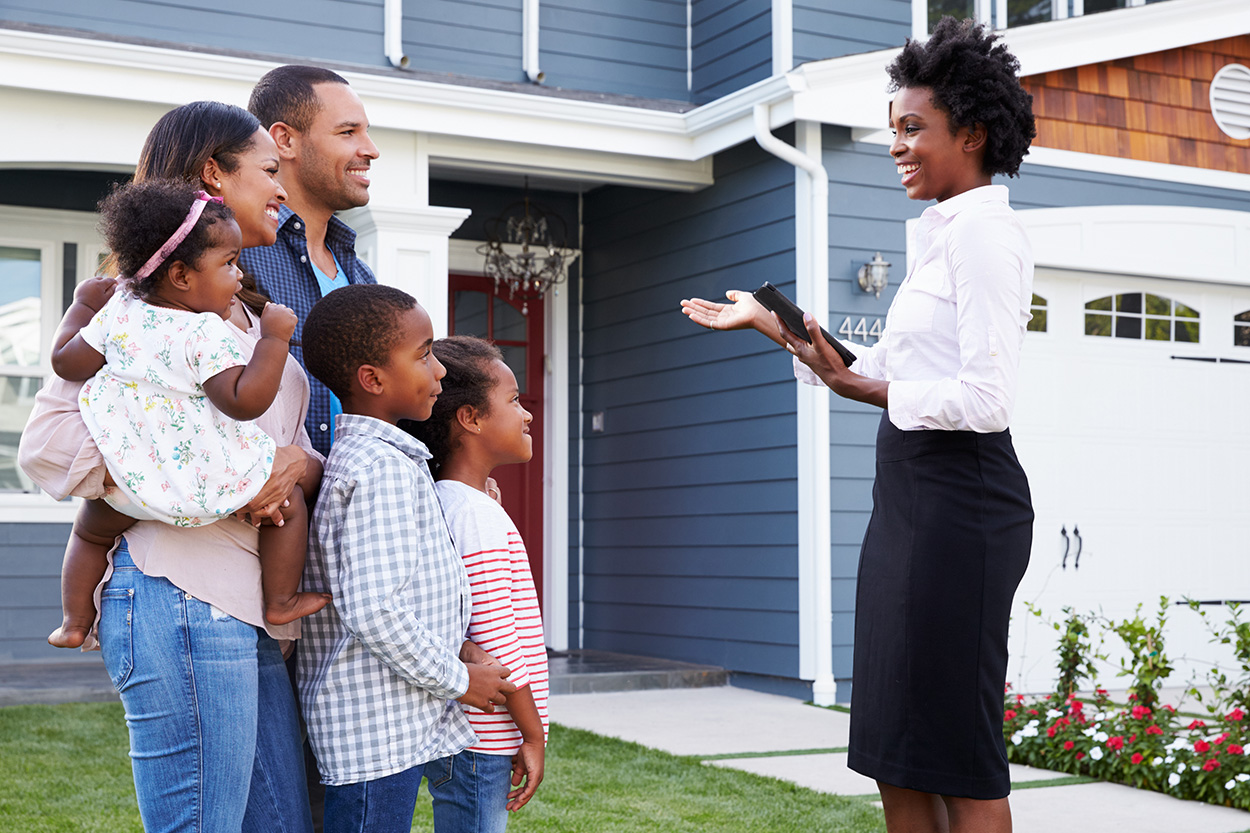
[1195,740,1211,753]
[1047,726,1058,738]
[1106,736,1125,751]
[1189,720,1207,730]
[1076,752,1086,760]
[1064,741,1075,751]
[1004,710,1017,722]
[1131,705,1152,720]
[1146,725,1164,736]
[1228,708,1245,722]
[1131,753,1144,765]
[1228,745,1245,755]
[1203,759,1221,772]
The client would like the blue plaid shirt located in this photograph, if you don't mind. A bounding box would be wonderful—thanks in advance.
[297,415,475,785]
[239,205,376,456]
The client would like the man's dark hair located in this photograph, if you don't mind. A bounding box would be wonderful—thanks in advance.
[249,65,350,132]
[887,17,1037,177]
[302,284,418,402]
[401,336,503,473]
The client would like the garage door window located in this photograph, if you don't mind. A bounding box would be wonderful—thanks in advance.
[1235,310,1250,347]
[1084,293,1199,342]
[1027,293,1047,332]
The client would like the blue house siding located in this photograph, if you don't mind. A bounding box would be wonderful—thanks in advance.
[540,0,688,101]
[0,522,92,664]
[403,0,523,82]
[0,0,388,67]
[578,139,802,676]
[793,0,910,64]
[691,0,771,104]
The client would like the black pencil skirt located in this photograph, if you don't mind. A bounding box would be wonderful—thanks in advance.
[846,412,1034,800]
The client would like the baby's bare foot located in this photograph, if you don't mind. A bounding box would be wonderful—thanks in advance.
[265,592,331,625]
[48,623,90,649]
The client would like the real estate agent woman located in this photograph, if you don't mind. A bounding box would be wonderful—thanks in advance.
[681,17,1037,833]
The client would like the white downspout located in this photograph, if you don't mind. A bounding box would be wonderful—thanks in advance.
[524,0,544,83]
[384,0,409,68]
[752,104,837,707]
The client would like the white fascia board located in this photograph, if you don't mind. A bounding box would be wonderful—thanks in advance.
[997,0,1250,78]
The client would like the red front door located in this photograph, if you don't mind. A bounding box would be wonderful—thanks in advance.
[448,274,545,607]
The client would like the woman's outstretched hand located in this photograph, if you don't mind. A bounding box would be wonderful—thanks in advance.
[680,290,786,347]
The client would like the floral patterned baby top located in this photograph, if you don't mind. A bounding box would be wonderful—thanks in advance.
[77,292,276,527]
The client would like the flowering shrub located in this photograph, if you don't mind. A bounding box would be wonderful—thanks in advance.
[1004,597,1250,809]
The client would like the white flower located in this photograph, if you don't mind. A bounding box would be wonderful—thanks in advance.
[1094,731,1109,743]
[1227,779,1237,790]
[1083,727,1097,737]
[1021,725,1039,738]
[1169,772,1182,787]
[1011,732,1023,745]
[1090,747,1104,761]
[1237,774,1250,783]
[1046,709,1064,720]
[1152,757,1163,766]
[1178,763,1187,773]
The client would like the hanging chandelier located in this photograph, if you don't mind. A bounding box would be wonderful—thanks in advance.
[477,182,573,315]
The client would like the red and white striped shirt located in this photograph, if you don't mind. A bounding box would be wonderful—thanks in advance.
[436,480,549,754]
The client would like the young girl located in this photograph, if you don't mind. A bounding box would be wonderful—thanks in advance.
[403,336,549,832]
[47,178,329,649]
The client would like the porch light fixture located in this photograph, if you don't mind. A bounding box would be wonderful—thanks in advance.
[476,180,572,315]
[857,252,891,298]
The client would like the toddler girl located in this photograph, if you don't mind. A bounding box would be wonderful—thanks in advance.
[403,335,549,832]
[47,178,328,648]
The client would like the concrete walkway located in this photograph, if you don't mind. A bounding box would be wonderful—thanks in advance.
[550,687,1250,833]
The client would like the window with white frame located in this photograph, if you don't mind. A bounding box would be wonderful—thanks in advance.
[0,207,106,499]
[1084,292,1199,342]
[1027,292,1048,332]
[919,0,1172,35]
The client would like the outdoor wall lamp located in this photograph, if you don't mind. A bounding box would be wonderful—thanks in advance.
[857,252,891,298]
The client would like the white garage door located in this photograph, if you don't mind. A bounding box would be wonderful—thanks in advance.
[1008,267,1250,694]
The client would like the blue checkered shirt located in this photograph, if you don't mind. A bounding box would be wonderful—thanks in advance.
[297,415,474,785]
[239,205,376,457]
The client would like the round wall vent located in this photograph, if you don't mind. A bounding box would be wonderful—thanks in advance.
[1210,63,1250,140]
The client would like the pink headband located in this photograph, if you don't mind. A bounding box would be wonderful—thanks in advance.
[134,191,224,280]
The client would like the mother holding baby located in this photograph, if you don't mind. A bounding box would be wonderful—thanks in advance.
[19,101,318,832]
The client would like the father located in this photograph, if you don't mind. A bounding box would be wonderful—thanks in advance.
[241,65,379,456]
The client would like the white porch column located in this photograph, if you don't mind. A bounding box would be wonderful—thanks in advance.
[341,204,471,338]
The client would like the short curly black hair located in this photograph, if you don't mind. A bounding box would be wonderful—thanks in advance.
[97,179,235,299]
[887,16,1036,177]
[302,283,419,403]
[401,336,503,473]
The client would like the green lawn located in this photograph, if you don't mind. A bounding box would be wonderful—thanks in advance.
[0,703,885,833]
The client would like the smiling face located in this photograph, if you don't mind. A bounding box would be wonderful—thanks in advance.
[293,82,378,213]
[380,305,446,423]
[214,128,287,248]
[181,219,244,319]
[888,86,990,203]
[474,359,533,467]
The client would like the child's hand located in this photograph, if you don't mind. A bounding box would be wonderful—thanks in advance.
[259,302,297,343]
[458,662,516,712]
[73,276,117,314]
[460,640,504,668]
[507,740,545,811]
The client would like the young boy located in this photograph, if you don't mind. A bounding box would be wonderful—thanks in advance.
[298,284,516,833]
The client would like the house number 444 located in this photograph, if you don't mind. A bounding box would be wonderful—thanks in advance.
[838,317,883,342]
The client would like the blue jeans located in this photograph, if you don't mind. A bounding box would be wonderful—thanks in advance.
[324,762,426,833]
[427,750,513,833]
[99,540,313,833]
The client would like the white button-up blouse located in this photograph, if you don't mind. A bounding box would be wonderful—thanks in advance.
[808,184,1034,433]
